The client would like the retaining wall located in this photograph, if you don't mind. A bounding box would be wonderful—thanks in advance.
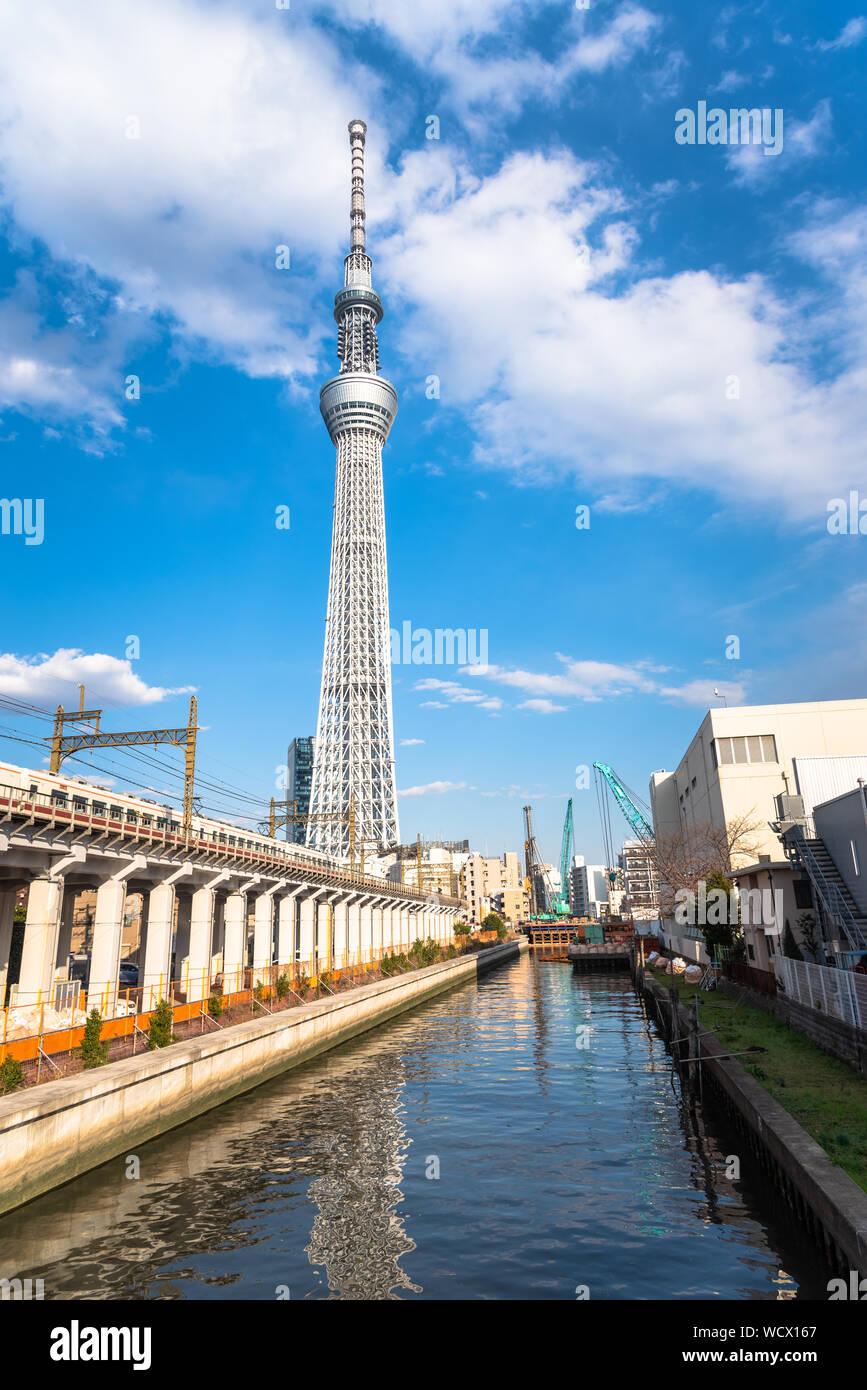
[0,939,526,1217]
[640,967,867,1281]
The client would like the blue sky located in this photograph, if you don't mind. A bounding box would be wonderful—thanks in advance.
[0,0,865,867]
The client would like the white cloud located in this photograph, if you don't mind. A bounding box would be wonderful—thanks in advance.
[400,737,425,745]
[380,148,867,519]
[0,273,128,443]
[413,677,504,710]
[460,656,658,700]
[0,0,378,421]
[814,17,867,51]
[311,2,662,117]
[0,649,194,707]
[570,4,660,73]
[726,99,832,184]
[0,0,862,524]
[398,779,467,798]
[659,678,746,707]
[458,654,749,709]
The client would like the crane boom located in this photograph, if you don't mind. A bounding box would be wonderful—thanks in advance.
[592,763,654,846]
[523,803,557,916]
[554,798,574,916]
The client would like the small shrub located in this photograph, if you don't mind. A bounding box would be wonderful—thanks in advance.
[208,993,223,1019]
[0,1055,24,1094]
[380,952,408,977]
[80,1009,108,1068]
[276,973,289,1000]
[253,980,264,1002]
[318,970,334,992]
[148,998,175,1049]
[296,971,310,996]
[408,937,440,969]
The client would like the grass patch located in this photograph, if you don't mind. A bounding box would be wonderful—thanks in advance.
[647,967,867,1191]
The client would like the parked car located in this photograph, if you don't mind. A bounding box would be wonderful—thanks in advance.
[118,961,139,988]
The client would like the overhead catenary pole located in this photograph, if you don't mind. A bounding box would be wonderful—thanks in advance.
[47,690,200,840]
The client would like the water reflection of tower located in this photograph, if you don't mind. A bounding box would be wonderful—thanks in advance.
[305,1051,419,1299]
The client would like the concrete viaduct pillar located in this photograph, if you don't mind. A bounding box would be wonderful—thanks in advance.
[331,895,350,967]
[346,897,362,966]
[18,877,64,1006]
[252,886,280,987]
[400,904,410,951]
[389,901,402,951]
[298,890,324,969]
[220,875,259,993]
[87,857,146,1014]
[358,896,374,963]
[185,872,229,1004]
[276,889,302,971]
[371,898,386,957]
[142,864,192,1009]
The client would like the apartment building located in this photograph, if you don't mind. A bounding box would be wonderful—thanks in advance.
[460,851,521,923]
[618,839,658,920]
[569,856,609,919]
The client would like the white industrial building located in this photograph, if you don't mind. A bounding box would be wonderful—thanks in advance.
[569,856,609,919]
[649,699,867,963]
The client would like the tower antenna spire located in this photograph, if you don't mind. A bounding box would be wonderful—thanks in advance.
[348,118,367,255]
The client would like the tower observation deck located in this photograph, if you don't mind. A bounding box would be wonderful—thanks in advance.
[307,120,400,857]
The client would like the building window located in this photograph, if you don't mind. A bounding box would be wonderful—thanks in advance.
[714,733,778,766]
[793,879,812,909]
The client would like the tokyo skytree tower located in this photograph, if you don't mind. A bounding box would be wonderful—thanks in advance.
[307,120,400,857]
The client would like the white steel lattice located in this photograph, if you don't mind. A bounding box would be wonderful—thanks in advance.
[307,121,400,857]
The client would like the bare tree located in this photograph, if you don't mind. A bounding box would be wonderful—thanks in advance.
[651,813,763,919]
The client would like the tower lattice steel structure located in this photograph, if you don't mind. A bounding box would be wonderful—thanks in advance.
[307,120,400,858]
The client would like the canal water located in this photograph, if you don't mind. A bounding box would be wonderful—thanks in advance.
[0,954,832,1299]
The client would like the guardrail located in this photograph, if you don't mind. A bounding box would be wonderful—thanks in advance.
[0,781,460,907]
[774,955,867,1029]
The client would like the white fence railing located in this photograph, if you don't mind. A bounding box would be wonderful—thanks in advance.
[774,956,867,1030]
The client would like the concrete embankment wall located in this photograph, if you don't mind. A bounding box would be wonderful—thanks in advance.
[640,967,867,1280]
[0,940,526,1217]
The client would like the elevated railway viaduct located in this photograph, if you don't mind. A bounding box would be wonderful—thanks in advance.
[0,776,459,1014]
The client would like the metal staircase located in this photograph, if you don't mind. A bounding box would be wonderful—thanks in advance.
[783,826,867,953]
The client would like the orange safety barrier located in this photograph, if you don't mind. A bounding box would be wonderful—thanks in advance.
[0,932,462,1065]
